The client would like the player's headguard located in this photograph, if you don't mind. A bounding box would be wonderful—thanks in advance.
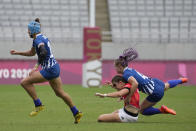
[28,19,41,35]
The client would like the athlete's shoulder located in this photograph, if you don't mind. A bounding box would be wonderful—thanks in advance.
[34,34,49,45]
[124,83,131,88]
[123,67,134,78]
[122,83,131,93]
[125,83,139,95]
[124,67,134,73]
[33,34,43,44]
[40,34,49,39]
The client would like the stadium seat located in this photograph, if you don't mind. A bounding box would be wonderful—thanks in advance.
[0,0,88,43]
[107,0,196,44]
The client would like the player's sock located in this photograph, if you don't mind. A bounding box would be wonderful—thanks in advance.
[33,98,42,107]
[142,107,161,115]
[70,106,79,116]
[168,79,183,88]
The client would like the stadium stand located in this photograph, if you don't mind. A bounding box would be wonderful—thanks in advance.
[107,0,196,44]
[0,0,88,43]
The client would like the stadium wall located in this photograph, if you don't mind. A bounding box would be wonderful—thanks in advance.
[102,42,196,60]
[0,60,195,85]
[2,42,196,60]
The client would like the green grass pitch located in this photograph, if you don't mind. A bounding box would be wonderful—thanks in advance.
[0,84,196,131]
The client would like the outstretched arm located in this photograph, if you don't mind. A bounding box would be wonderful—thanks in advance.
[10,47,36,56]
[95,88,129,98]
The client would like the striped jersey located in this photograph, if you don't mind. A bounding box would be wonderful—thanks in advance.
[123,67,155,95]
[32,34,57,69]
[122,83,140,109]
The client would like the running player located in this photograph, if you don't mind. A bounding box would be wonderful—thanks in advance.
[10,18,82,124]
[95,75,140,122]
[114,48,188,116]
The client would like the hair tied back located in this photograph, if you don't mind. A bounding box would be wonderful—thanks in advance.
[35,18,40,23]
[121,48,138,62]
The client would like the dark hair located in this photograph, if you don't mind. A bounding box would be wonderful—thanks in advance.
[114,57,127,67]
[115,48,138,67]
[111,75,126,84]
[35,18,40,23]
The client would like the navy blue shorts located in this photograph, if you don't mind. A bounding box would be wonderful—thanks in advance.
[146,78,165,103]
[40,63,60,80]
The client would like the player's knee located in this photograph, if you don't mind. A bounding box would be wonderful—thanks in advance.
[20,79,30,88]
[97,115,104,122]
[20,79,26,87]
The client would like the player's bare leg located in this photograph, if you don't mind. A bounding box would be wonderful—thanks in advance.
[20,71,47,116]
[140,99,156,114]
[49,77,74,107]
[49,77,83,124]
[98,112,121,122]
[21,71,46,100]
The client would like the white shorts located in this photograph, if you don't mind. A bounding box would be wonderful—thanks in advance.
[118,108,138,123]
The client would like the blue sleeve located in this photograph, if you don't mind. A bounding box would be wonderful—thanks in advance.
[33,38,42,48]
[123,72,133,82]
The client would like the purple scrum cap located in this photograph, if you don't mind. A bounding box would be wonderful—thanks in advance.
[119,48,138,62]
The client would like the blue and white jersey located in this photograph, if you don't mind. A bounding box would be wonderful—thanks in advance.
[33,34,57,69]
[123,67,155,95]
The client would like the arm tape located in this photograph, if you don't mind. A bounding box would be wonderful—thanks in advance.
[38,45,47,64]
